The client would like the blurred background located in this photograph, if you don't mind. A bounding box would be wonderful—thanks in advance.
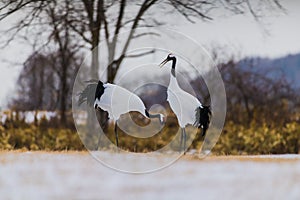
[0,0,299,154]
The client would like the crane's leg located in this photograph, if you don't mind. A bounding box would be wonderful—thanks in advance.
[148,113,164,124]
[180,127,187,154]
[97,133,103,150]
[114,120,119,147]
[97,117,109,150]
[183,128,187,154]
[180,128,183,152]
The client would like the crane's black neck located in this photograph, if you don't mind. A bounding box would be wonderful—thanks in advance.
[170,57,176,77]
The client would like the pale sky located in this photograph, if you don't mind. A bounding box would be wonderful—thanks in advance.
[0,1,300,108]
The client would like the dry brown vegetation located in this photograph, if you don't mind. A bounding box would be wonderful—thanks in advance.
[1,110,299,155]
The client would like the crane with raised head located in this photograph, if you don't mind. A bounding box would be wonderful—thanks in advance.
[159,54,211,154]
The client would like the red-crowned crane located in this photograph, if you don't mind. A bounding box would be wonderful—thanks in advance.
[79,80,164,148]
[159,54,211,154]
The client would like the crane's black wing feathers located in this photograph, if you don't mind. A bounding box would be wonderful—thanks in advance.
[78,80,104,107]
[193,105,212,137]
[95,81,105,100]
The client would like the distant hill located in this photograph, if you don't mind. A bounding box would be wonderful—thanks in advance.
[238,53,300,88]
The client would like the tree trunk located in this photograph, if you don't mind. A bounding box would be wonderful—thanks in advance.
[90,45,99,79]
[38,65,44,109]
[59,54,68,126]
[88,28,110,140]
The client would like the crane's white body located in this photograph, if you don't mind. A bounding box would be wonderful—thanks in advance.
[94,83,147,121]
[167,74,202,128]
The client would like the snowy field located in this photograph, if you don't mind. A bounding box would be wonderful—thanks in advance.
[1,151,300,200]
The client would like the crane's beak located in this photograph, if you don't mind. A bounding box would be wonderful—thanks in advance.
[159,58,168,68]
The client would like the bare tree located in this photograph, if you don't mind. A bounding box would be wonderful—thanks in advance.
[219,58,296,126]
[10,52,58,111]
[45,0,84,125]
[10,49,82,120]
[1,0,284,127]
[3,0,83,124]
[72,0,285,82]
[1,0,284,82]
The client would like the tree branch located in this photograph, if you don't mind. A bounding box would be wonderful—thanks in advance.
[125,49,155,58]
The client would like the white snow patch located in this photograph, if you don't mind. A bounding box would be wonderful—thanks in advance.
[0,152,300,200]
[0,111,57,124]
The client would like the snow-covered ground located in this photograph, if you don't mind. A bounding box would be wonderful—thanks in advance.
[0,151,300,200]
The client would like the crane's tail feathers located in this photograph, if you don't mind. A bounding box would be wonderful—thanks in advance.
[78,80,104,107]
[193,105,212,137]
[78,83,97,106]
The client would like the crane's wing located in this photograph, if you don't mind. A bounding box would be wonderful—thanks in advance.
[78,80,104,107]
[78,82,97,106]
[167,88,201,127]
[98,83,146,119]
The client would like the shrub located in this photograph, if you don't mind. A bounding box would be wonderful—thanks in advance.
[213,122,300,155]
